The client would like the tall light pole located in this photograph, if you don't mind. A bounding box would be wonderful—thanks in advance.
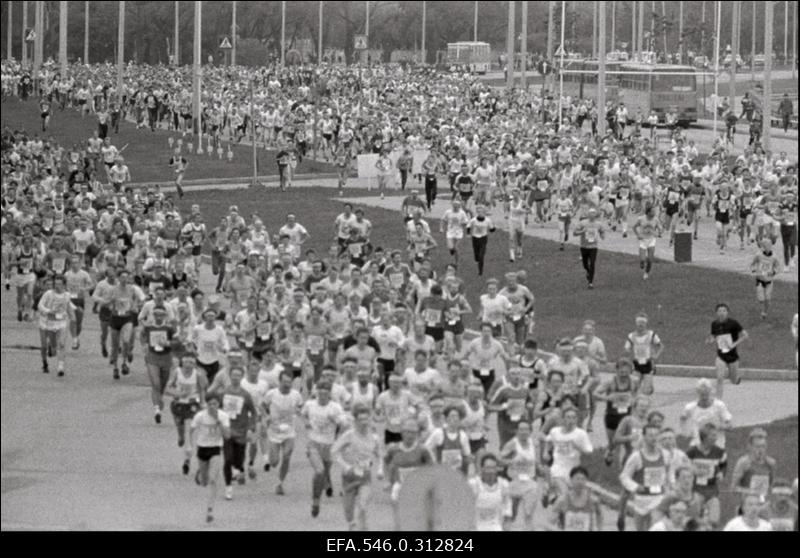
[678,1,683,61]
[762,0,773,152]
[84,1,89,64]
[506,0,515,89]
[750,0,756,81]
[784,1,789,65]
[611,1,616,52]
[33,0,43,75]
[280,0,285,66]
[22,0,28,67]
[793,1,797,80]
[193,1,202,145]
[637,0,644,57]
[7,1,12,61]
[631,0,636,59]
[546,1,554,89]
[473,1,478,42]
[421,0,426,65]
[59,1,67,77]
[558,0,565,127]
[712,0,721,136]
[117,1,125,105]
[730,1,738,105]
[174,1,179,65]
[598,0,607,136]
[592,1,598,59]
[520,1,527,87]
[231,0,237,65]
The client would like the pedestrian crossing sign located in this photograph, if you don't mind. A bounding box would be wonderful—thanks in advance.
[219,36,232,50]
[25,29,36,42]
[354,35,368,50]
[555,45,566,57]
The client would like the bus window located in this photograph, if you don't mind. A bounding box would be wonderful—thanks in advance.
[651,73,696,92]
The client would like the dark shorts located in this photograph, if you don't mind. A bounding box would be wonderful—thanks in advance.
[532,190,549,202]
[633,360,655,375]
[384,430,402,445]
[70,297,86,310]
[756,279,772,288]
[170,400,199,421]
[323,133,332,141]
[666,204,680,217]
[715,213,731,225]
[604,412,627,431]
[459,191,473,203]
[99,306,112,323]
[197,360,221,382]
[717,350,740,365]
[110,313,136,331]
[490,324,503,338]
[197,446,222,462]
[425,326,445,342]
[469,439,486,455]
[377,358,395,374]
[191,245,202,256]
[444,320,465,335]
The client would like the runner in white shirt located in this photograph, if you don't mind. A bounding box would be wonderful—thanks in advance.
[545,407,593,500]
[440,199,470,265]
[189,395,231,523]
[264,370,305,495]
[37,275,74,376]
[469,453,513,531]
[723,493,773,531]
[478,279,512,338]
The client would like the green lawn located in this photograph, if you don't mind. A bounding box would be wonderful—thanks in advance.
[0,97,335,183]
[583,415,798,527]
[183,187,798,370]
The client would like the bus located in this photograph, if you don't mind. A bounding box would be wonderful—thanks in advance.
[616,63,699,126]
[445,42,491,74]
[560,59,622,103]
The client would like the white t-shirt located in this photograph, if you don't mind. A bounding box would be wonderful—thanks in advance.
[480,294,511,326]
[191,324,230,364]
[682,399,733,449]
[371,325,406,361]
[301,399,347,445]
[191,409,231,448]
[546,426,593,479]
[403,367,442,400]
[723,517,773,531]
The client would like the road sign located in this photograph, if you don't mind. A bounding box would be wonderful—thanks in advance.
[25,29,36,42]
[354,35,368,50]
[555,44,566,57]
[219,36,232,50]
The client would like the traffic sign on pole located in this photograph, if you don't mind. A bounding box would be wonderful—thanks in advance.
[25,29,36,42]
[354,34,368,50]
[219,36,232,49]
[555,44,566,57]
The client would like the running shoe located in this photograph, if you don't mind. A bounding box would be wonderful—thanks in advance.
[42,362,49,374]
[155,410,162,424]
[206,509,214,523]
[311,503,320,518]
[17,310,22,322]
[237,471,246,485]
[121,363,130,376]
[72,340,79,350]
[263,463,271,472]
[182,459,190,475]
[325,487,333,498]
[248,466,256,480]
[225,486,233,500]
[101,345,108,358]
[276,484,285,496]
[57,370,64,377]
[127,352,133,363]
[604,448,614,466]
[113,367,120,380]
[195,470,203,486]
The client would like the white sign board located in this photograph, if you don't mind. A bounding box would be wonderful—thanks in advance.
[354,35,368,50]
[220,37,233,49]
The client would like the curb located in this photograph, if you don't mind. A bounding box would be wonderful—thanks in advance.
[130,172,340,190]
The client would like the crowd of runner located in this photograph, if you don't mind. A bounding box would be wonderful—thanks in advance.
[1,57,798,531]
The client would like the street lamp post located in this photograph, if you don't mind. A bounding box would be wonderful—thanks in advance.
[558,0,565,128]
[520,1,527,88]
[712,0,721,136]
[762,0,773,152]
[598,1,607,136]
[506,1,515,89]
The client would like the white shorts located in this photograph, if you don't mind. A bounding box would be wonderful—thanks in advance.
[446,231,464,241]
[13,272,35,289]
[756,281,774,301]
[508,220,525,232]
[639,238,657,250]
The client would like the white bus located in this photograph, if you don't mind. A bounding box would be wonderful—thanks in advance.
[445,42,491,74]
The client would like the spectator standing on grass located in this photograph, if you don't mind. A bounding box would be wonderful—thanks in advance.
[739,92,754,122]
[778,94,794,133]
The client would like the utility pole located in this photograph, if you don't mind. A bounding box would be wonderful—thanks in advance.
[421,0,426,65]
[33,0,43,75]
[59,1,67,77]
[784,1,788,65]
[701,1,705,57]
[762,0,773,152]
[730,1,738,106]
[365,0,370,64]
[661,1,667,55]
[558,0,565,127]
[712,0,721,136]
[7,1,12,61]
[231,0,237,65]
[84,1,89,64]
[678,1,683,61]
[174,1,179,65]
[750,0,756,82]
[592,1,598,59]
[793,1,797,80]
[611,1,616,52]
[506,0,515,89]
[520,1,527,87]
[117,1,125,105]
[280,1,285,66]
[473,1,478,42]
[318,1,323,65]
[193,1,201,145]
[22,0,28,67]
[631,0,636,59]
[598,0,607,136]
[546,1,554,89]
[637,0,644,58]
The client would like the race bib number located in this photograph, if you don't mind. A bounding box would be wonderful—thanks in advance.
[149,330,168,351]
[222,394,244,420]
[643,466,666,493]
[537,180,548,192]
[585,229,598,243]
[614,393,631,414]
[750,474,770,497]
[256,322,272,339]
[425,309,442,326]
[308,335,324,354]
[477,505,498,523]
[555,441,575,458]
[479,368,491,377]
[633,343,649,364]
[716,334,733,353]
[389,273,405,288]
[397,466,417,485]
[441,448,463,469]
[165,239,177,249]
[692,459,716,486]
[202,341,217,354]
[564,511,591,532]
[668,191,680,203]
[507,399,526,422]
[115,298,131,315]
[52,257,66,274]
[759,262,774,276]
[348,243,363,257]
[192,232,203,245]
[717,200,729,212]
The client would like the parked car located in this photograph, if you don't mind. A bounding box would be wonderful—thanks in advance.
[722,54,745,68]
[693,55,710,69]
[751,54,766,68]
